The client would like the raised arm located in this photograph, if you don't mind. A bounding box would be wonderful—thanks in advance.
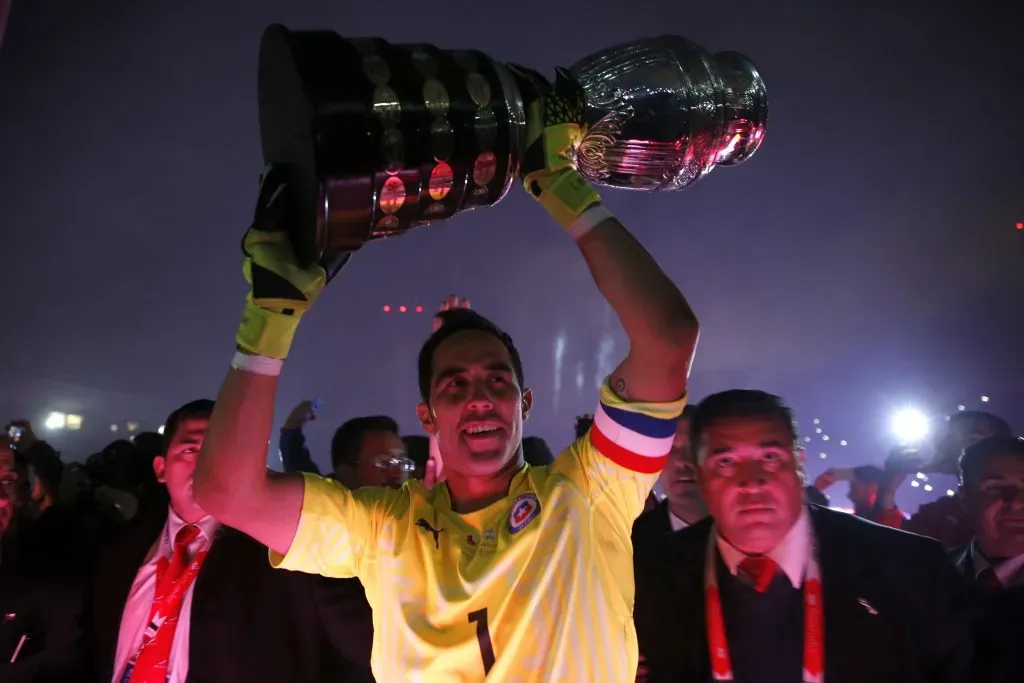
[509,65,698,404]
[193,165,325,556]
[578,218,697,402]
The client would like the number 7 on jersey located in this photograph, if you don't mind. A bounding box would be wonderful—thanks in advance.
[468,608,495,673]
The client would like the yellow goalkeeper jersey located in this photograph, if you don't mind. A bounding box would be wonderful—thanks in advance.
[271,379,684,682]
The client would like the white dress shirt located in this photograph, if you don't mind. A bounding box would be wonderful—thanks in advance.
[970,541,1024,588]
[716,507,811,588]
[111,507,218,683]
[667,507,689,532]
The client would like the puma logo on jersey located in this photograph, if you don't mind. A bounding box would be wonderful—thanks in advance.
[416,518,445,548]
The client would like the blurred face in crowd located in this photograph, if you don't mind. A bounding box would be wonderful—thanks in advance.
[417,330,532,479]
[658,416,707,521]
[848,477,878,512]
[336,429,411,489]
[696,415,805,555]
[0,442,18,537]
[964,451,1024,559]
[933,415,1004,472]
[153,414,208,523]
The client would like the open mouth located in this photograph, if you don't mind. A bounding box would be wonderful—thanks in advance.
[461,423,505,442]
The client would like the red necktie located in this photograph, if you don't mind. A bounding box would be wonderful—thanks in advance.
[130,524,204,683]
[977,566,1003,593]
[739,555,779,592]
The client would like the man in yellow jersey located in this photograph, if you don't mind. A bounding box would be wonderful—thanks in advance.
[194,66,700,681]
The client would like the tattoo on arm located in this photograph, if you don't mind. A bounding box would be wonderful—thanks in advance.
[612,376,629,398]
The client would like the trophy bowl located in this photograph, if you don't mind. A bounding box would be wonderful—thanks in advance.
[257,25,767,268]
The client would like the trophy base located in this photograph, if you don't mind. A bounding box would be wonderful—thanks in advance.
[259,24,372,268]
[258,25,527,270]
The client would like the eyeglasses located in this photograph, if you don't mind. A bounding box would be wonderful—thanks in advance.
[372,453,416,472]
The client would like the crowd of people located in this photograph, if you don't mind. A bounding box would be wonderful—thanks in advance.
[3,71,1022,683]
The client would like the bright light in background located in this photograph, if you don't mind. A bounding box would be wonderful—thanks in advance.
[127,422,139,433]
[924,484,933,492]
[890,408,930,444]
[980,395,990,403]
[957,404,965,411]
[946,489,955,497]
[819,452,827,459]
[840,440,848,446]
[911,480,920,487]
[822,435,829,441]
[44,411,67,430]
[109,424,118,433]
[65,414,83,430]
[157,425,165,435]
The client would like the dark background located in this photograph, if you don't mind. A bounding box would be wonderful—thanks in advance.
[1,0,1021,508]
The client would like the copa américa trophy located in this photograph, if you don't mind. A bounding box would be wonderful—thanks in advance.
[257,25,768,269]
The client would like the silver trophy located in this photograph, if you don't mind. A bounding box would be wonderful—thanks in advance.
[258,27,768,267]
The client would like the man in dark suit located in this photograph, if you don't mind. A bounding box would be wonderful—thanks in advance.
[633,406,705,551]
[0,439,83,683]
[85,399,372,683]
[635,390,972,683]
[948,436,1024,683]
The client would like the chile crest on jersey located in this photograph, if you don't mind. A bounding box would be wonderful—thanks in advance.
[507,493,541,534]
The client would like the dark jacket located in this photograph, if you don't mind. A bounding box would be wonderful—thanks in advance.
[635,505,973,683]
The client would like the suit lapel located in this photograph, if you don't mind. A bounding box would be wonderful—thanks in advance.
[812,507,886,683]
[96,510,168,681]
[670,521,711,683]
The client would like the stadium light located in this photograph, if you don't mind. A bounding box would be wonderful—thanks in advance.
[44,411,67,430]
[890,408,930,444]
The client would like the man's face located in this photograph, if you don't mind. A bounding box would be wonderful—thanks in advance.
[965,453,1024,559]
[0,443,18,537]
[847,478,878,510]
[417,330,532,478]
[341,430,411,489]
[697,416,805,555]
[153,415,208,521]
[658,418,704,510]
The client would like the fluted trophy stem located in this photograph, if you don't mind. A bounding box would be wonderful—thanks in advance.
[257,26,767,267]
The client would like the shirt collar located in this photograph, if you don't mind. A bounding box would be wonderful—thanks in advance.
[970,540,1024,586]
[166,505,218,548]
[716,507,810,589]
[667,506,689,532]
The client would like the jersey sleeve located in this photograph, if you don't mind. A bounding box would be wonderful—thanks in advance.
[555,378,685,523]
[269,472,403,579]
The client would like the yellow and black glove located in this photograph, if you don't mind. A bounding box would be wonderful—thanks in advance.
[236,164,326,360]
[506,64,602,229]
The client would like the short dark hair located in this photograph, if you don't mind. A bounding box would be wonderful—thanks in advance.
[330,415,400,469]
[958,435,1024,488]
[417,309,525,402]
[162,399,215,451]
[688,390,797,462]
[947,410,1012,436]
[852,465,885,486]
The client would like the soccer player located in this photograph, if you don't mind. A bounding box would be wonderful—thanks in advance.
[194,67,700,681]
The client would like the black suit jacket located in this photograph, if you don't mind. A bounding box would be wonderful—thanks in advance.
[633,499,673,551]
[85,509,373,683]
[635,505,973,683]
[949,545,1024,683]
[0,527,84,683]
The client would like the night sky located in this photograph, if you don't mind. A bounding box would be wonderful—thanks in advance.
[1,0,1021,508]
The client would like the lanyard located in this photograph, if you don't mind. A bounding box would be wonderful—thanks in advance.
[133,534,209,661]
[704,528,824,683]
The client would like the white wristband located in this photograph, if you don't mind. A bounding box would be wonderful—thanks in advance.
[231,350,284,376]
[565,204,610,241]
[566,204,613,242]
